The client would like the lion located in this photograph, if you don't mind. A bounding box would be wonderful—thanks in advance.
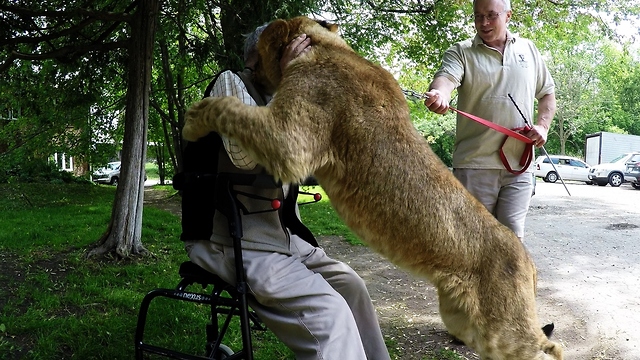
[182,16,563,360]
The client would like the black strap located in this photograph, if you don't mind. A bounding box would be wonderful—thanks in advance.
[177,69,240,241]
[236,69,268,106]
[177,132,223,241]
[283,185,319,247]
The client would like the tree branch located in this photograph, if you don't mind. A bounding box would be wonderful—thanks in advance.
[11,41,127,61]
[0,4,133,22]
[0,52,17,73]
[0,2,138,59]
[3,17,98,46]
[362,0,436,14]
[150,99,178,128]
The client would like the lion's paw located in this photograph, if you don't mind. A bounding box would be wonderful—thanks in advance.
[182,121,208,142]
[182,98,216,141]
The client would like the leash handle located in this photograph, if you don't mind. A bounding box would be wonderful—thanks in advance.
[507,93,571,196]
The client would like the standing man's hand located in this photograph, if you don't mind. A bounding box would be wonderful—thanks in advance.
[424,76,456,115]
[280,34,312,72]
[424,89,450,114]
[524,125,549,148]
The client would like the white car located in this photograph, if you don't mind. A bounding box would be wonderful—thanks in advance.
[588,152,640,187]
[534,155,591,184]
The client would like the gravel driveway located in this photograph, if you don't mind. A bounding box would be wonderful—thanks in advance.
[526,181,640,359]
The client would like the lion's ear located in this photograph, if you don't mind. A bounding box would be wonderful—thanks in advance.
[315,20,339,33]
[258,19,290,52]
[255,19,290,94]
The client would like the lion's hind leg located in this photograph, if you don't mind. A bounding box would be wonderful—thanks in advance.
[541,338,563,360]
[436,279,483,351]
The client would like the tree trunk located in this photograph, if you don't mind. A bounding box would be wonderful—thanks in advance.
[87,0,161,258]
[557,118,567,155]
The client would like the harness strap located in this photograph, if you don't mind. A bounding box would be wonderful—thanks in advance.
[449,107,535,175]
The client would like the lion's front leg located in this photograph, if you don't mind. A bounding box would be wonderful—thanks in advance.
[182,96,310,182]
[183,96,246,142]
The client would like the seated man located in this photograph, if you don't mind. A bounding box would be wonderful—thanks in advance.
[183,24,390,360]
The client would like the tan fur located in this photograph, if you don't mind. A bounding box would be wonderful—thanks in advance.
[182,16,563,360]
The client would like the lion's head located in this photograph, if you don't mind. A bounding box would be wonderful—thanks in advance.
[254,16,344,95]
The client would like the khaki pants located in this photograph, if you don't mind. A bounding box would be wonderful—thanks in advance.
[453,168,534,239]
[185,235,390,360]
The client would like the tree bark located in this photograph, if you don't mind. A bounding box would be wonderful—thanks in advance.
[87,0,161,258]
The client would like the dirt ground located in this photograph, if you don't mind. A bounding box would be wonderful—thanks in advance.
[144,180,640,360]
[524,181,640,360]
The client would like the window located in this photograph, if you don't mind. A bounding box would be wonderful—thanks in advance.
[570,159,587,168]
[52,153,74,171]
[628,154,640,163]
[611,154,630,163]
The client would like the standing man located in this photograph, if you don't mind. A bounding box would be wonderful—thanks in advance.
[184,24,391,360]
[424,0,556,240]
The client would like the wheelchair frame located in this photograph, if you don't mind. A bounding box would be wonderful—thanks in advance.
[134,173,320,359]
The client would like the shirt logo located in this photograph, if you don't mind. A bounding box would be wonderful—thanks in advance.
[516,53,529,68]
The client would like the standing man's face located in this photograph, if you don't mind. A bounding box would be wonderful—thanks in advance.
[473,0,512,47]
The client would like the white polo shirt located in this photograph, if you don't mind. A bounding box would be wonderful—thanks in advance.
[435,32,555,169]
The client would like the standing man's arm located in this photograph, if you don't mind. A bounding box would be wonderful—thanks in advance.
[527,93,556,147]
[424,76,457,115]
[536,93,556,131]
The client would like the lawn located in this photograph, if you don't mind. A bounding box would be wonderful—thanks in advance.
[0,183,289,359]
[0,182,462,360]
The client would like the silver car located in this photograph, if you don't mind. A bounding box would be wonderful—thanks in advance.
[92,161,121,185]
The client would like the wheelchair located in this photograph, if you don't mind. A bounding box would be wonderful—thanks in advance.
[134,172,321,360]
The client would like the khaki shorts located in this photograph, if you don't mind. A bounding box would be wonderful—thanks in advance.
[453,168,534,238]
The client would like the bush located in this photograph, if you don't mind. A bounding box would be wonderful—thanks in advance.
[0,156,88,184]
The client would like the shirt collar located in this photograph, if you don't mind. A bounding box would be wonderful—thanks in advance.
[472,31,517,47]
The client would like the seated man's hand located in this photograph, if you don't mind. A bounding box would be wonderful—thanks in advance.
[280,34,312,72]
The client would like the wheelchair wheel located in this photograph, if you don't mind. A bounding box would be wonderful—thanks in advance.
[213,344,234,359]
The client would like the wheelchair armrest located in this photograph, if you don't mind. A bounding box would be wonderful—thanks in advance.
[173,172,279,191]
[178,261,227,288]
[172,172,216,191]
[217,172,280,189]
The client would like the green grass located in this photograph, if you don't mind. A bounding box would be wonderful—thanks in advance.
[0,183,292,359]
[145,162,159,179]
[0,182,462,360]
[298,186,364,245]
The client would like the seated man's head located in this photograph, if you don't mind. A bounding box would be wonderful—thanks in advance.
[243,24,268,71]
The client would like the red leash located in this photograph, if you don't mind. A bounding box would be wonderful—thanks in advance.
[448,107,534,175]
[401,89,536,175]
